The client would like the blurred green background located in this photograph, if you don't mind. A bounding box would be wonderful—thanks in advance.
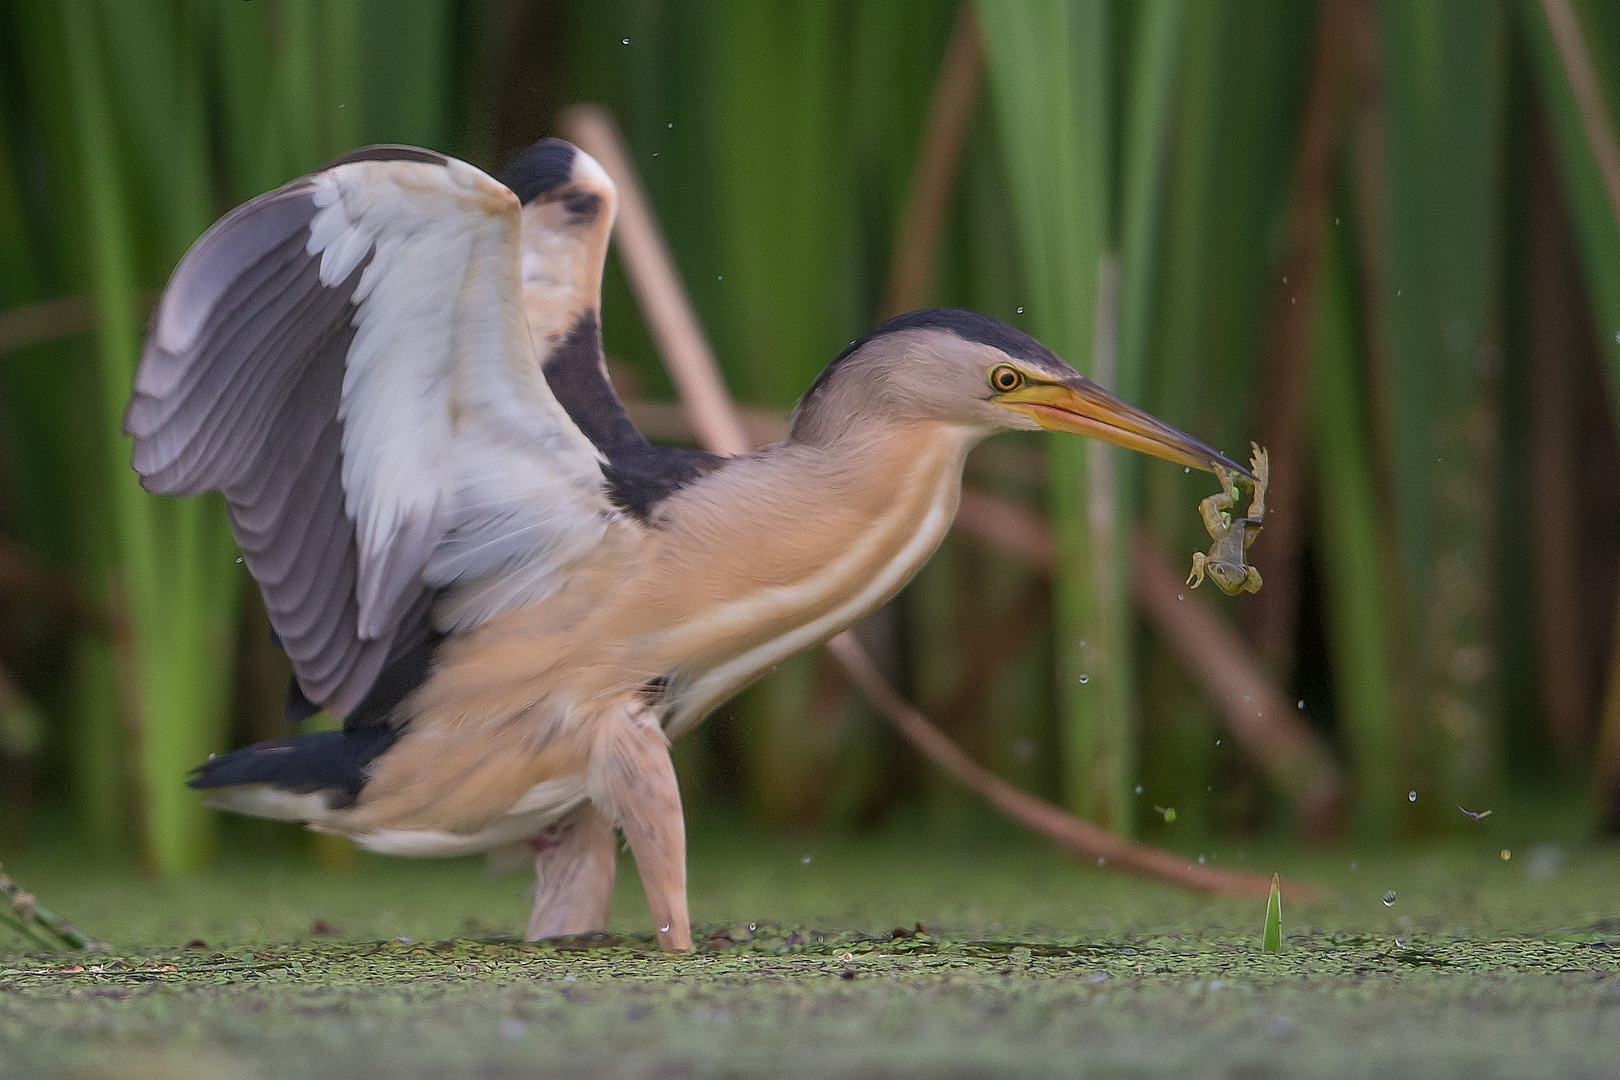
[1,0,1618,878]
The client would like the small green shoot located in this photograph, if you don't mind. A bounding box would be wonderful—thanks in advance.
[0,864,100,951]
[1262,872,1282,953]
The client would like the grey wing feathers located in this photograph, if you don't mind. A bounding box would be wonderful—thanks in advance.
[125,180,401,718]
[126,148,615,723]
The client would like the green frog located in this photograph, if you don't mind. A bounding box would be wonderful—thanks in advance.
[1186,443,1268,596]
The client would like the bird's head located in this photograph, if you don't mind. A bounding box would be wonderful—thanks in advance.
[791,309,1252,479]
[502,138,618,343]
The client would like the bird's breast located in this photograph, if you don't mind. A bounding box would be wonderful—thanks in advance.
[632,428,974,737]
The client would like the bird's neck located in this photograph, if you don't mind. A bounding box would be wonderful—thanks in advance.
[640,420,983,734]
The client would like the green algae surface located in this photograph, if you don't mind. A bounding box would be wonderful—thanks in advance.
[2,824,1618,1078]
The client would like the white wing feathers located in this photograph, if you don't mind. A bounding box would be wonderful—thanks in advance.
[127,150,612,717]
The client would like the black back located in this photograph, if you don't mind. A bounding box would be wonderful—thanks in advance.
[542,315,724,519]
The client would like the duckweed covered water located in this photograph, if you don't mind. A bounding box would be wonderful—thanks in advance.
[2,823,1618,1078]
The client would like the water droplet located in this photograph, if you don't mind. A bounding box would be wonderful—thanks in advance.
[1408,791,1417,802]
[235,556,244,564]
[660,924,670,933]
[1078,674,1089,685]
[1155,805,1177,823]
[1016,306,1024,314]
[1382,890,1396,907]
[1396,288,1404,297]
[1183,466,1191,474]
[1097,856,1106,866]
[717,275,723,281]
[1215,738,1221,746]
[749,923,757,932]
[1500,849,1511,861]
[1297,699,1305,710]
[667,122,674,129]
[1197,854,1206,865]
[800,855,812,865]
[1177,593,1185,601]
[1349,861,1358,871]
[1335,216,1341,225]
[1135,785,1144,795]
[622,37,630,44]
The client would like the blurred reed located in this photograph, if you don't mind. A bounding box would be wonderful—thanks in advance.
[1,0,1619,868]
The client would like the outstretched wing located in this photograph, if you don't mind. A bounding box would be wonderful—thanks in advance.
[125,146,612,720]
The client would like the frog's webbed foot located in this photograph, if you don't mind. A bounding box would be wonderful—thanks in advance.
[1245,443,1269,522]
[1241,565,1263,594]
[1187,551,1208,588]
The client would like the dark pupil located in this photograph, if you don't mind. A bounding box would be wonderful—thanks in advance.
[996,368,1016,389]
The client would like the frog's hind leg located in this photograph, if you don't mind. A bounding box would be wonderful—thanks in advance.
[1198,466,1240,539]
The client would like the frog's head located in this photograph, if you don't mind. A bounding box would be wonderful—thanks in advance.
[1205,556,1253,596]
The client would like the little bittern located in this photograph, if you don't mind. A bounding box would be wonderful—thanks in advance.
[129,139,1248,951]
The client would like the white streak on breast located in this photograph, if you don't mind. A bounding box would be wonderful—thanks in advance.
[664,467,961,739]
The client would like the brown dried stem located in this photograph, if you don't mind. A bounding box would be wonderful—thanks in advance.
[1537,0,1620,826]
[1246,0,1352,673]
[0,290,160,358]
[828,634,1319,902]
[1540,0,1620,232]
[882,4,983,319]
[560,106,752,458]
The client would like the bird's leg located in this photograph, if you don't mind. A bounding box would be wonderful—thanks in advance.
[524,802,617,941]
[590,702,692,952]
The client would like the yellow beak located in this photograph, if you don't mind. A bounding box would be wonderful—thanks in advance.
[996,378,1252,479]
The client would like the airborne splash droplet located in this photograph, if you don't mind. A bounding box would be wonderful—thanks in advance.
[1383,891,1396,907]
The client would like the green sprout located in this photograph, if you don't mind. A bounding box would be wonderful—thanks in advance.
[1262,873,1282,953]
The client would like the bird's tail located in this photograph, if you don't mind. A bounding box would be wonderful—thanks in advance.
[188,726,399,822]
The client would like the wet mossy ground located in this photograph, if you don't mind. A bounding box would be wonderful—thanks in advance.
[2,821,1618,1078]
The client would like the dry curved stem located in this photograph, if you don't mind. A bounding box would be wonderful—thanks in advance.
[561,106,752,458]
[882,3,983,319]
[573,102,1325,903]
[1540,0,1620,231]
[828,635,1320,902]
[0,290,160,358]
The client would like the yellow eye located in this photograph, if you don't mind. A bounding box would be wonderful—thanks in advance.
[989,364,1023,393]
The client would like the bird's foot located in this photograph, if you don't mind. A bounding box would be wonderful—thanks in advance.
[525,803,617,941]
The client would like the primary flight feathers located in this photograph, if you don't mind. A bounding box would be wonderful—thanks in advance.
[125,147,612,720]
